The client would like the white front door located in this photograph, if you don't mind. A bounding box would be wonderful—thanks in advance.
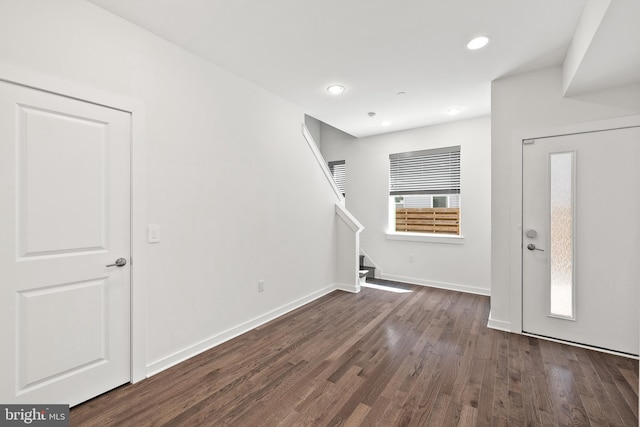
[522,126,640,356]
[0,80,131,406]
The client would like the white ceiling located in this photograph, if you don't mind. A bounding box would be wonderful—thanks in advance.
[564,0,640,97]
[86,0,635,137]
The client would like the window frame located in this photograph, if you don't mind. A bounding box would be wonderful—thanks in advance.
[388,146,462,240]
[328,160,346,196]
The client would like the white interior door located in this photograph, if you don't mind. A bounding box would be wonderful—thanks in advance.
[0,80,131,406]
[522,126,640,356]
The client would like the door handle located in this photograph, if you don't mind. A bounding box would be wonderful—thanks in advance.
[526,243,544,252]
[106,258,127,267]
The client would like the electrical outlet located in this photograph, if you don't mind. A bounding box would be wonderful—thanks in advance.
[258,280,265,292]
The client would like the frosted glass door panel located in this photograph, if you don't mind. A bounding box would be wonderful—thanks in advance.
[549,152,574,318]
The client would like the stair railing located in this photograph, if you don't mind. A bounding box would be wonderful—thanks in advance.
[301,124,345,204]
[302,123,363,292]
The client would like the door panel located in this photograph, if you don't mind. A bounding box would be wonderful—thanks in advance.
[18,280,107,389]
[18,105,108,255]
[522,126,640,356]
[0,80,131,406]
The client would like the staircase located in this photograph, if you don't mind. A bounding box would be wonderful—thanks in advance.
[359,255,375,279]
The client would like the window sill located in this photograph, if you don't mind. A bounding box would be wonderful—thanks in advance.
[385,232,465,244]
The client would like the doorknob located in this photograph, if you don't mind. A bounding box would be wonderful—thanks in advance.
[106,258,127,267]
[526,243,544,252]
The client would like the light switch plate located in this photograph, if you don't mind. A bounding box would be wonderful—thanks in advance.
[148,224,160,243]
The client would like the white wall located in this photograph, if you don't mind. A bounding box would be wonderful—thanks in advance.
[334,206,362,293]
[0,0,341,374]
[491,66,640,331]
[319,116,492,295]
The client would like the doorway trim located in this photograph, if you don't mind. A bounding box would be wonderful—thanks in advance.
[0,62,148,383]
[509,114,640,337]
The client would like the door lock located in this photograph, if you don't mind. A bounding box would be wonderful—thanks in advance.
[106,258,127,267]
[526,243,544,252]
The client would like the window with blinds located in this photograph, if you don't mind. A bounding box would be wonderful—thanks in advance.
[389,146,460,195]
[328,160,346,196]
[389,146,461,235]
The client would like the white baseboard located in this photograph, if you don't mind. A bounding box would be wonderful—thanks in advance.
[146,284,338,377]
[335,282,360,293]
[487,312,512,332]
[380,273,490,296]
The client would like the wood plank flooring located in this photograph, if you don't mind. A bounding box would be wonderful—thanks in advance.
[71,280,638,426]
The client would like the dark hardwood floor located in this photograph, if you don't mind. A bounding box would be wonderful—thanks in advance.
[71,280,638,426]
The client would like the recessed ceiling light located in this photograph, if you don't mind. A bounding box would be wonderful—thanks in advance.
[368,112,377,117]
[446,107,463,115]
[381,121,391,127]
[327,85,345,95]
[466,36,490,50]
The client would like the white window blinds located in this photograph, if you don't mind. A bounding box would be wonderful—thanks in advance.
[389,146,460,195]
[328,160,346,195]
